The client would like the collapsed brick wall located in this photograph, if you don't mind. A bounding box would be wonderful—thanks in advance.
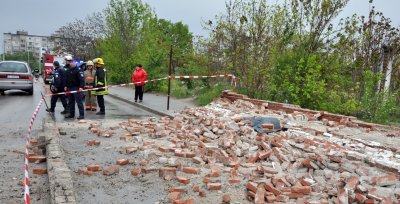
[222,90,400,132]
[80,94,400,203]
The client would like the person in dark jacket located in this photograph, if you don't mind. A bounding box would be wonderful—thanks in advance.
[64,56,85,119]
[92,58,108,115]
[46,61,68,114]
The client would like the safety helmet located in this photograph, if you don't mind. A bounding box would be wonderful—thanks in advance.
[64,55,73,61]
[94,58,104,65]
[87,60,94,66]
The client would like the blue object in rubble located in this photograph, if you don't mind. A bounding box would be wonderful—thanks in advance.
[243,116,281,133]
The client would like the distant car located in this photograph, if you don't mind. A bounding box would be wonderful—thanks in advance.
[0,61,34,95]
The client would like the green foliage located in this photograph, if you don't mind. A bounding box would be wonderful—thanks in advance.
[1,52,39,71]
[196,84,228,106]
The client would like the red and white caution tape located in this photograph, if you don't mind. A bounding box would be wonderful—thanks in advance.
[46,74,236,97]
[24,98,44,204]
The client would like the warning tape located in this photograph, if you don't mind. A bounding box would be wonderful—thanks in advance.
[46,74,236,97]
[24,98,44,204]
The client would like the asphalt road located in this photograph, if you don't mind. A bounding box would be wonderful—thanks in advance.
[0,78,156,204]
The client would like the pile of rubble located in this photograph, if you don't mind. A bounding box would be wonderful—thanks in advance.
[85,91,400,203]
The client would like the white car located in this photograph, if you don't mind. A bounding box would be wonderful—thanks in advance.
[0,61,34,95]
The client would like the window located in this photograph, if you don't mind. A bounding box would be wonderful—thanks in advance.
[0,62,28,73]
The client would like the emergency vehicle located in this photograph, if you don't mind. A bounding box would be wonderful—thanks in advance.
[42,52,65,84]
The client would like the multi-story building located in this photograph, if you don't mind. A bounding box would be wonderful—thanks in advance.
[3,30,63,60]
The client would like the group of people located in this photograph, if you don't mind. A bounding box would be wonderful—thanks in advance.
[47,56,147,120]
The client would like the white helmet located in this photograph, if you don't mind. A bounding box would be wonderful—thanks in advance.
[64,55,73,61]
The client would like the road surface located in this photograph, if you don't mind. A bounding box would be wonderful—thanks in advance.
[0,79,155,204]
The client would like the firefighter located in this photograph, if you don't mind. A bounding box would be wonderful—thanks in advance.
[46,61,68,114]
[92,58,108,115]
[132,64,147,102]
[84,60,97,111]
[64,56,85,119]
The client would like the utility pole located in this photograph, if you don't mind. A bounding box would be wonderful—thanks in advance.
[2,40,5,61]
[167,46,172,110]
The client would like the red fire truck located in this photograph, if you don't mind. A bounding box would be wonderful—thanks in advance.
[42,53,64,84]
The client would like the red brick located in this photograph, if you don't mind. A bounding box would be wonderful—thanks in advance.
[192,185,200,192]
[255,185,265,204]
[87,171,93,176]
[246,182,258,193]
[168,192,182,202]
[371,174,399,186]
[32,168,47,175]
[131,169,141,176]
[276,195,289,202]
[199,191,206,197]
[345,176,359,191]
[291,186,311,194]
[87,164,101,171]
[207,183,222,191]
[260,142,271,150]
[364,199,375,204]
[182,167,200,174]
[169,186,186,193]
[159,167,177,178]
[258,150,273,160]
[261,123,274,130]
[173,198,194,204]
[103,166,119,176]
[28,155,46,163]
[246,152,259,163]
[222,194,231,203]
[264,183,281,196]
[203,177,210,183]
[116,159,129,166]
[209,167,221,177]
[228,177,240,184]
[355,193,366,203]
[284,192,304,199]
[265,195,276,202]
[30,139,38,145]
[176,176,190,185]
[302,158,318,169]
[192,157,204,164]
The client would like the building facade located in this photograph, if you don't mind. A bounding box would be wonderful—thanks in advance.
[3,31,63,60]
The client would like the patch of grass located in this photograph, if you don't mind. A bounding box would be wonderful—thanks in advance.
[196,84,228,106]
[159,80,192,99]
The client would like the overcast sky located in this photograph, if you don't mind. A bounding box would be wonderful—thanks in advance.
[0,0,399,53]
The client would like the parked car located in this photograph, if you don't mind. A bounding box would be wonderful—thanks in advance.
[0,61,34,95]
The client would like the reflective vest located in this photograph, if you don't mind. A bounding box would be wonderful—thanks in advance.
[92,68,108,95]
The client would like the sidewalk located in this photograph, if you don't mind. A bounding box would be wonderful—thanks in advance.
[108,86,198,117]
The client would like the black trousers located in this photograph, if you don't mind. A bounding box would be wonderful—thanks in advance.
[135,86,144,101]
[67,88,84,117]
[50,94,68,111]
[97,95,105,112]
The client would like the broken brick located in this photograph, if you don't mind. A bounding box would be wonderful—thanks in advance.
[32,168,47,175]
[176,176,190,185]
[87,164,101,171]
[131,169,141,176]
[264,183,281,196]
[246,182,258,193]
[102,166,119,176]
[291,186,311,194]
[159,167,177,178]
[207,183,222,191]
[182,167,200,174]
[222,194,231,203]
[116,159,129,166]
[28,155,46,163]
[168,192,182,203]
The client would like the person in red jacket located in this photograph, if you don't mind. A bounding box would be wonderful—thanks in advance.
[132,64,147,102]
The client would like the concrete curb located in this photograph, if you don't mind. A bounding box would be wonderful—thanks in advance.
[43,118,77,204]
[108,93,174,118]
